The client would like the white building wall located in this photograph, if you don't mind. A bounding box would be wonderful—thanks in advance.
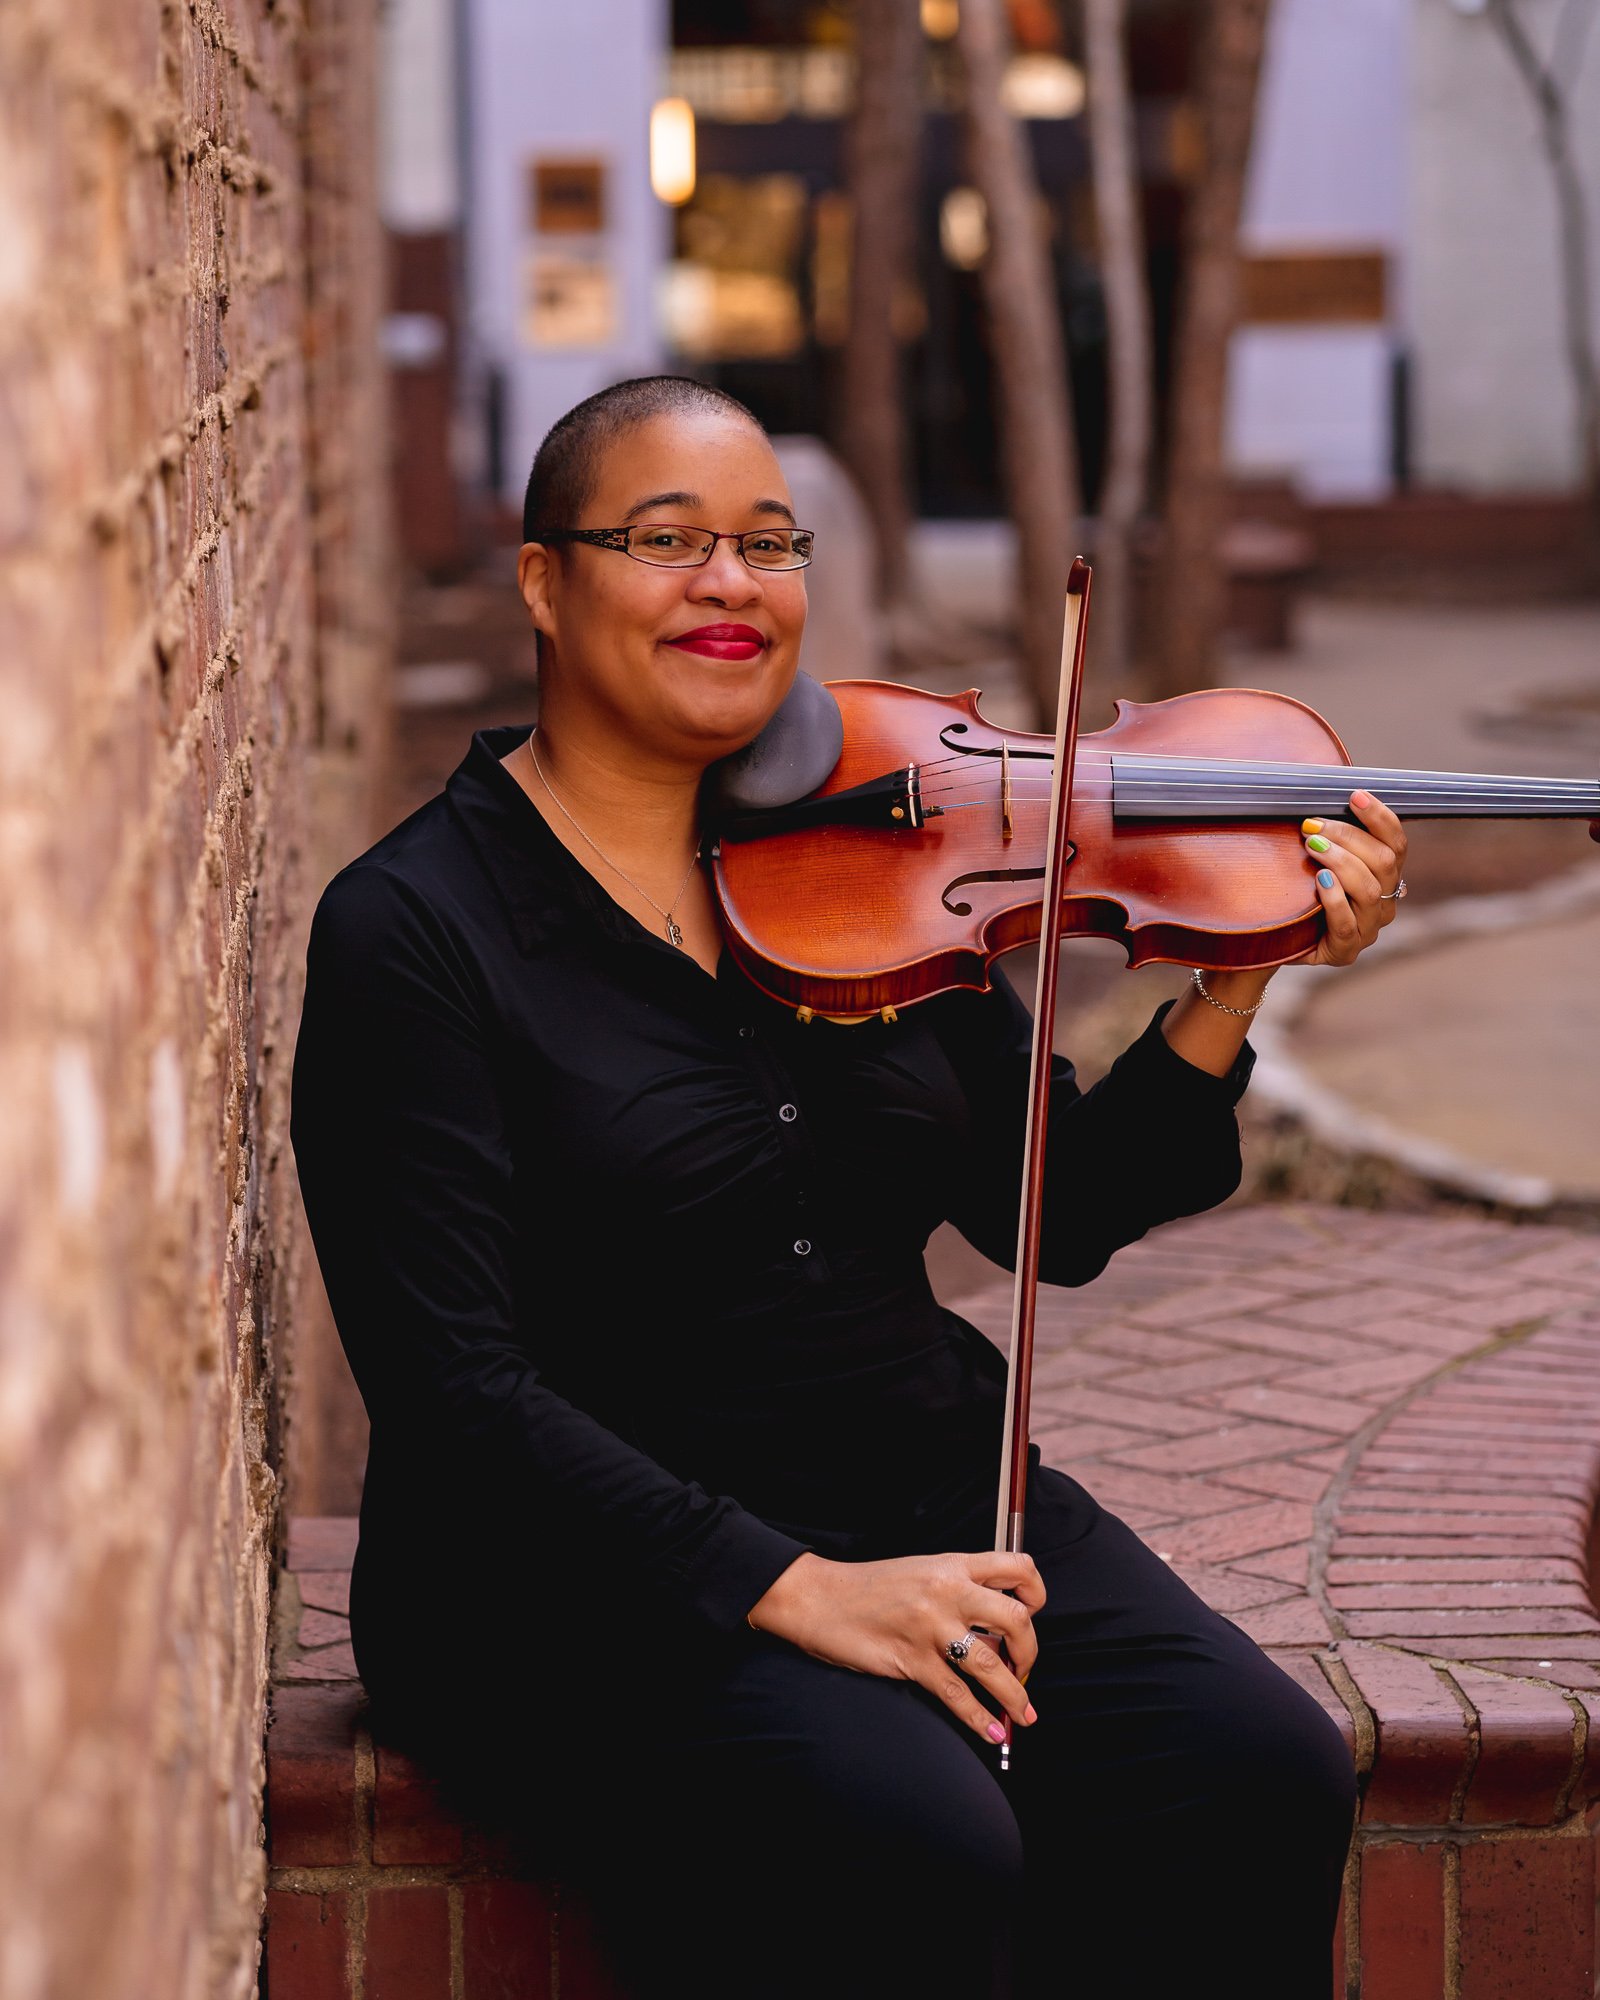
[380,0,460,232]
[1228,330,1398,497]
[1242,0,1411,246]
[463,0,670,509]
[1409,0,1600,491]
[1225,0,1411,499]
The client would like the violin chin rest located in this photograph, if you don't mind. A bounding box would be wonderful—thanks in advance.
[702,669,844,816]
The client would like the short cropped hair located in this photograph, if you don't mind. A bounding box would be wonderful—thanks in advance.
[521,374,764,545]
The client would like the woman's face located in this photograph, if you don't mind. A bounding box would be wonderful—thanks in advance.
[518,410,808,770]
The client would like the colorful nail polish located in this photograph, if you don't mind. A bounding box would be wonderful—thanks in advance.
[1305,833,1332,854]
[1024,1703,1038,1724]
[1300,818,1323,835]
[987,1720,1007,1743]
[1317,868,1336,889]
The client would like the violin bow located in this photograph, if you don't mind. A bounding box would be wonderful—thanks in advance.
[990,555,1093,1772]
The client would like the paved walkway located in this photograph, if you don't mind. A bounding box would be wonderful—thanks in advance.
[949,1201,1600,1702]
[1236,592,1600,1205]
[1287,897,1600,1203]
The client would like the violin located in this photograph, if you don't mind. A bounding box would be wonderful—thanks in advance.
[709,665,1600,1024]
[704,559,1597,1771]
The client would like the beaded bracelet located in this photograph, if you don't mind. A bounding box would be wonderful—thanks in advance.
[1189,967,1267,1017]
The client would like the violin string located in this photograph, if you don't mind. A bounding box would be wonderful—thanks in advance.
[924,793,1595,816]
[1102,785,1590,805]
[919,755,1591,792]
[915,777,1597,814]
[907,750,1598,823]
[923,793,1596,814]
[912,750,1045,777]
[924,770,1595,795]
[1115,772,1595,793]
[918,760,1595,789]
[918,775,1596,802]
[916,777,1598,804]
[1111,802,1595,812]
[1109,791,1598,807]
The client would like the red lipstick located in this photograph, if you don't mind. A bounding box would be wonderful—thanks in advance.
[664,623,767,661]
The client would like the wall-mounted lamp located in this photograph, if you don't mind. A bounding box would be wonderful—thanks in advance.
[650,96,696,206]
[940,187,989,269]
[1002,54,1086,119]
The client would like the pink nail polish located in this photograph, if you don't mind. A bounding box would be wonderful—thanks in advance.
[987,1720,1007,1743]
[1024,1703,1038,1724]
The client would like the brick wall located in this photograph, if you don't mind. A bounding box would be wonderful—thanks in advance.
[0,2,390,1995]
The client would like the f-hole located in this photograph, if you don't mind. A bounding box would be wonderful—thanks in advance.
[938,723,1054,761]
[941,844,1075,916]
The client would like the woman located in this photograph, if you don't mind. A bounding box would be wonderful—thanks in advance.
[290,376,1400,1997]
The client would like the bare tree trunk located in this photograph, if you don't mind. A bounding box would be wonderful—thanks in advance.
[1084,0,1153,701]
[1155,0,1274,696]
[1484,0,1600,561]
[839,0,926,613]
[954,0,1082,727]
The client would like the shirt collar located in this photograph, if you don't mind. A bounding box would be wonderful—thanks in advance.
[445,721,617,953]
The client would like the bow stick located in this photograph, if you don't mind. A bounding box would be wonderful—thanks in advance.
[989,556,1093,1772]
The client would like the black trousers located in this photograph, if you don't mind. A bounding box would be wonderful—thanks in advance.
[367,1451,1359,1998]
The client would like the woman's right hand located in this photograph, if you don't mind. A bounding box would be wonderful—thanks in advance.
[745,1549,1044,1745]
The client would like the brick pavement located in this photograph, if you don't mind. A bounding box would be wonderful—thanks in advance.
[955,1200,1600,1997]
[953,1201,1600,1698]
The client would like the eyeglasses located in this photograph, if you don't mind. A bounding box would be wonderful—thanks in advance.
[531,521,815,571]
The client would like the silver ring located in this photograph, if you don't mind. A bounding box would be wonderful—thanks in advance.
[1379,877,1408,902]
[945,1631,975,1666]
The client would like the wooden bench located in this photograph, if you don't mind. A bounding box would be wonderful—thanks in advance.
[1222,518,1316,651]
[263,1203,1600,1998]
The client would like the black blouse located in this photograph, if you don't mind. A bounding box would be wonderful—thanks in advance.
[289,722,1255,1673]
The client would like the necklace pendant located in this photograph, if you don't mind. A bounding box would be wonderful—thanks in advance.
[666,916,684,948]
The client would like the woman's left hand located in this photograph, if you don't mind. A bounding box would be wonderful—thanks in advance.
[1292,789,1408,968]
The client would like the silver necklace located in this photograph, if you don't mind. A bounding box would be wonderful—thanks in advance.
[525,730,702,949]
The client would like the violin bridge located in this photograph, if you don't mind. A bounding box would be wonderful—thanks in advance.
[1001,741,1013,842]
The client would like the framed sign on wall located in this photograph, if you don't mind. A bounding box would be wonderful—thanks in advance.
[524,252,617,347]
[530,158,607,236]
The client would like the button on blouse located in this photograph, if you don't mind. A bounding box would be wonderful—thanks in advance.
[289,723,1256,1677]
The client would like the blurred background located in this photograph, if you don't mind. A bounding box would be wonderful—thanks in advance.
[386,0,1600,712]
[1,1,1597,1993]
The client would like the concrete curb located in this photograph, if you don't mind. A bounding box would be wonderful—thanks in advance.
[1246,857,1600,1210]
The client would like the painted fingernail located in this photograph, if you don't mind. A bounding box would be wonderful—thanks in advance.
[1024,1703,1038,1724]
[1317,868,1336,889]
[1305,833,1332,854]
[1351,789,1372,806]
[1300,818,1323,835]
[987,1720,1007,1743]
